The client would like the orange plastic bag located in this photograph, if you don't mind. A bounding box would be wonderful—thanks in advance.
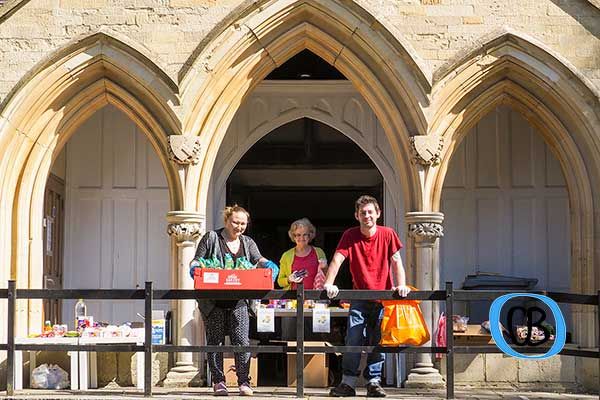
[380,290,430,346]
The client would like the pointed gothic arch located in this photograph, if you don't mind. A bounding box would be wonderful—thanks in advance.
[426,29,600,347]
[0,32,182,334]
[179,1,429,215]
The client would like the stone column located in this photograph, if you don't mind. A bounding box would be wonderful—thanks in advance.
[404,211,445,388]
[164,211,203,387]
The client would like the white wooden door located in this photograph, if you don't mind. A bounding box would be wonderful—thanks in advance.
[441,105,569,292]
[62,105,170,327]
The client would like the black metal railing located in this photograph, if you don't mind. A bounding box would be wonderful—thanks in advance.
[1,280,598,399]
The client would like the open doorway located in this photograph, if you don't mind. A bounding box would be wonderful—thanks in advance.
[208,50,406,386]
[226,117,383,290]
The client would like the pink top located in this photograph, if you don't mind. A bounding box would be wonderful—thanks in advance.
[291,247,319,289]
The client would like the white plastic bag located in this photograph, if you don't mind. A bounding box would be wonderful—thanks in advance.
[31,363,70,389]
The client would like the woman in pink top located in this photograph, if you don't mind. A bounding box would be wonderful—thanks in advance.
[277,218,327,290]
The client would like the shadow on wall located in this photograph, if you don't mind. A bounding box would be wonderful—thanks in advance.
[549,0,600,37]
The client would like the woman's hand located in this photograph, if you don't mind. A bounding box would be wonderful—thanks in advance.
[318,258,328,270]
[288,269,307,283]
[261,259,279,282]
[189,259,201,279]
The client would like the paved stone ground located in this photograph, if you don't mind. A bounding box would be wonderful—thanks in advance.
[0,387,598,399]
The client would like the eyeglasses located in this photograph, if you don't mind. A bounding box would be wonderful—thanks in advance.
[294,233,310,238]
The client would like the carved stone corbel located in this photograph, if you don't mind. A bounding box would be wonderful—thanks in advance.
[167,222,201,243]
[408,222,444,239]
[409,134,444,166]
[405,211,444,245]
[168,135,202,165]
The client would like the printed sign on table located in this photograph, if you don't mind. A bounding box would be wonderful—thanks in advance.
[257,308,275,332]
[313,308,330,333]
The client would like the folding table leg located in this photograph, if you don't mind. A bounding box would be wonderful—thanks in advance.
[136,351,144,390]
[68,351,79,390]
[90,352,98,389]
[14,350,22,390]
[29,351,36,388]
[78,351,89,390]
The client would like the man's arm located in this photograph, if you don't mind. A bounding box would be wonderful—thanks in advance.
[323,252,346,298]
[391,251,411,297]
[324,251,346,285]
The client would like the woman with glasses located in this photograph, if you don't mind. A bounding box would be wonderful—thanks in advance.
[277,218,327,290]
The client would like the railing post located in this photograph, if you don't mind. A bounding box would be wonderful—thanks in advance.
[445,282,454,400]
[296,282,304,398]
[144,281,153,397]
[6,280,16,396]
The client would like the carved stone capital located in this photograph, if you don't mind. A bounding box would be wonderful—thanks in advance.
[166,211,204,243]
[409,135,444,166]
[405,211,444,243]
[167,223,202,243]
[168,135,201,165]
[408,222,444,239]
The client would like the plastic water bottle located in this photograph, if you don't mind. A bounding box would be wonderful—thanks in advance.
[75,298,86,328]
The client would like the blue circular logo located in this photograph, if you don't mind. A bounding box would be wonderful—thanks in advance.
[489,293,566,360]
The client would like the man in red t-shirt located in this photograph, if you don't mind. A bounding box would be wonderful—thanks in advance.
[324,195,410,398]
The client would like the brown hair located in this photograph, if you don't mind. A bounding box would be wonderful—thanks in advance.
[222,205,250,224]
[355,195,380,213]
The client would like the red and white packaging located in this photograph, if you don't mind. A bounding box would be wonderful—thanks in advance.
[194,268,273,290]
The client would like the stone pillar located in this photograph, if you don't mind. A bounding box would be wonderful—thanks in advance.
[164,211,203,387]
[404,211,445,388]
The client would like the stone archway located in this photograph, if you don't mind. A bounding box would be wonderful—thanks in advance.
[0,32,181,335]
[428,29,600,346]
[180,0,428,217]
[177,2,432,380]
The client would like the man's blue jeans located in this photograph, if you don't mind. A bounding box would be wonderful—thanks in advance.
[341,300,384,387]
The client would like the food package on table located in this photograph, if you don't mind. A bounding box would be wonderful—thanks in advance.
[452,315,469,332]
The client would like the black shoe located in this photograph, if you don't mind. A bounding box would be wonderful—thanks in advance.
[329,382,356,397]
[366,382,387,397]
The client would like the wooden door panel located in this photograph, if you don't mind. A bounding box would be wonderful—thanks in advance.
[43,173,65,324]
[441,106,569,293]
[63,105,171,326]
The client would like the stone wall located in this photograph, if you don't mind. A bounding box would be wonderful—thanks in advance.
[0,0,597,102]
[439,354,596,393]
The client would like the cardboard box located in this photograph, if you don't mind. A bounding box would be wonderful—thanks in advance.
[194,268,273,290]
[222,354,258,387]
[286,341,329,388]
[453,324,494,345]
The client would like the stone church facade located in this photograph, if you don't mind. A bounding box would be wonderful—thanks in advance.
[0,0,598,391]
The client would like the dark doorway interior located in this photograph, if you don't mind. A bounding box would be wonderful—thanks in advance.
[226,118,384,291]
[265,49,347,80]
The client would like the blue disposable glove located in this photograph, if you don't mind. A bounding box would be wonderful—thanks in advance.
[263,260,279,283]
[189,259,201,279]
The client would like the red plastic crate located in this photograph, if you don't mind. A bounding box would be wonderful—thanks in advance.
[194,268,273,290]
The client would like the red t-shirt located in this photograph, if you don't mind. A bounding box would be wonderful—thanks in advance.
[291,247,319,289]
[335,226,403,290]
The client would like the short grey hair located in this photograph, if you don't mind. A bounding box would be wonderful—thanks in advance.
[288,218,316,242]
